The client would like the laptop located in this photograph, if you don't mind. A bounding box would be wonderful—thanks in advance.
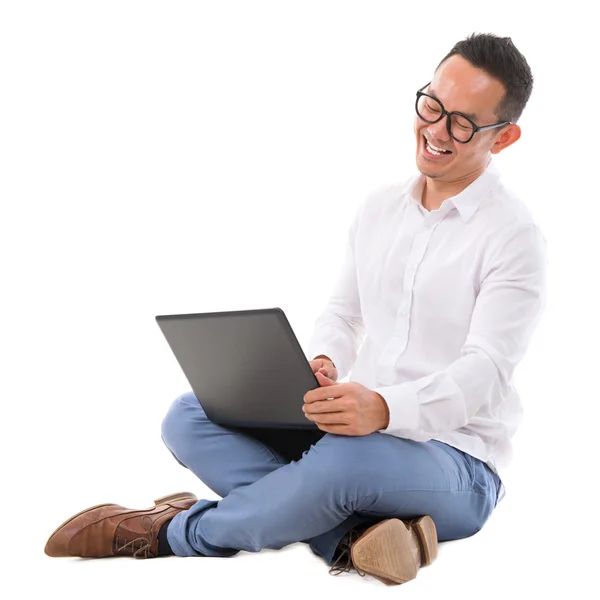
[155,307,323,430]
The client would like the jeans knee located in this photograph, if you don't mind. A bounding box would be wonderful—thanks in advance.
[160,391,203,453]
[306,433,381,480]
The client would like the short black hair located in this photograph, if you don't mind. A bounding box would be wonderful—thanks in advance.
[435,32,533,123]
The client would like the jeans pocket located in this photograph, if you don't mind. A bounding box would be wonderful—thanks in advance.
[466,454,493,496]
[462,451,477,484]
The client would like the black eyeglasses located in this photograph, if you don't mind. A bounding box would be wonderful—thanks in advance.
[415,82,511,144]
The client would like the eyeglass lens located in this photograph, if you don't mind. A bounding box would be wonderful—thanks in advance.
[416,95,474,142]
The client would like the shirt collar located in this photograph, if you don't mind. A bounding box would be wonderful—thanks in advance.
[407,159,501,223]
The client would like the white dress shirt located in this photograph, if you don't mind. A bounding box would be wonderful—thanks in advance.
[306,159,548,501]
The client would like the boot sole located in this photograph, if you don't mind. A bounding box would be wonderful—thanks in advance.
[153,492,197,505]
[350,516,438,585]
[413,515,438,564]
[44,491,197,556]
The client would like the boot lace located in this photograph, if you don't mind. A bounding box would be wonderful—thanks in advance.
[114,517,157,559]
[328,527,367,577]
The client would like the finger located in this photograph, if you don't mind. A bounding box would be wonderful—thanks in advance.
[305,412,349,425]
[302,400,348,415]
[304,381,344,403]
[315,371,335,386]
[303,399,345,414]
[318,367,334,378]
[316,422,351,435]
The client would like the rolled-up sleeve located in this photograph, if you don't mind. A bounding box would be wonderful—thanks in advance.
[306,201,367,381]
[374,223,549,442]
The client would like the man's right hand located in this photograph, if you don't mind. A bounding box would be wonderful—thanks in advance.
[309,355,339,382]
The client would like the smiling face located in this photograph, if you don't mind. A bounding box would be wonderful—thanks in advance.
[414,54,514,183]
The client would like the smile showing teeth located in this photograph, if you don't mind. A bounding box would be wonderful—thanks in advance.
[424,137,451,156]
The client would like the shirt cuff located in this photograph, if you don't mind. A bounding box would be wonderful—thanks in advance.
[372,382,420,435]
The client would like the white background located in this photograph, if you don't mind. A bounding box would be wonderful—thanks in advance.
[1,1,597,598]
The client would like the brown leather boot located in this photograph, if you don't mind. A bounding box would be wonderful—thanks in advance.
[328,516,438,585]
[44,492,198,558]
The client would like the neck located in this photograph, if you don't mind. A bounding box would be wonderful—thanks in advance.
[421,159,490,211]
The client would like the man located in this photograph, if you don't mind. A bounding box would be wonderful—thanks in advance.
[44,32,547,586]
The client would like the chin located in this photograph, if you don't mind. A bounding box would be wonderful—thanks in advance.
[419,169,440,178]
[415,141,454,179]
[418,167,443,179]
[415,153,442,178]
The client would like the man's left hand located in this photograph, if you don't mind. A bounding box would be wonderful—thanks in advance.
[303,372,390,436]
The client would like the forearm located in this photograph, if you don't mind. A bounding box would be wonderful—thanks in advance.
[306,199,366,380]
[373,347,502,441]
[307,318,363,380]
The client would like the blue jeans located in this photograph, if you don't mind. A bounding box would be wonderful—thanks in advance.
[160,391,502,563]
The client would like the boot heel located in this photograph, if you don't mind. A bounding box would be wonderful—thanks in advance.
[412,515,438,565]
[154,492,197,506]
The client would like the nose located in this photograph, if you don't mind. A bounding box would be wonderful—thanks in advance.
[426,116,452,143]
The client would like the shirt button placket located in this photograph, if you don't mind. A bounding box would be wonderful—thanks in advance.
[389,227,433,368]
[377,208,450,385]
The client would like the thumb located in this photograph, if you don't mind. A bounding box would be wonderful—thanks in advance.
[315,371,335,386]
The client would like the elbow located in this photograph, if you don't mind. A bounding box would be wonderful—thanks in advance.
[463,337,512,394]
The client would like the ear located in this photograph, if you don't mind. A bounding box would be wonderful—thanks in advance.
[490,123,521,154]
